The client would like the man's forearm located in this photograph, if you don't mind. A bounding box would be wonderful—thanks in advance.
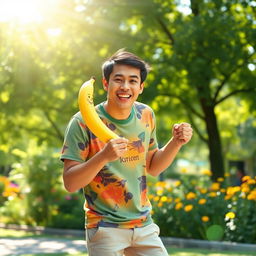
[63,152,108,193]
[147,138,182,176]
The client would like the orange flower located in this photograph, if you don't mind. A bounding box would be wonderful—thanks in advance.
[184,204,193,212]
[211,182,220,191]
[247,191,256,200]
[198,198,206,205]
[175,202,183,210]
[209,192,217,197]
[247,179,256,185]
[242,176,251,182]
[201,216,209,222]
[199,188,207,194]
[186,192,196,200]
[175,198,181,203]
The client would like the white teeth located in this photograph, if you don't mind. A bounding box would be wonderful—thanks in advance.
[118,94,130,98]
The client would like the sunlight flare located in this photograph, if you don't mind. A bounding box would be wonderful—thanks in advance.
[0,0,43,23]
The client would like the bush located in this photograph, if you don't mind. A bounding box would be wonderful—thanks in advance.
[1,143,85,230]
[49,192,85,230]
[149,170,256,243]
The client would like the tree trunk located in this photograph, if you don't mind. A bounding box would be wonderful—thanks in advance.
[201,99,225,180]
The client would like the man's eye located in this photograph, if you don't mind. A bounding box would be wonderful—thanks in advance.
[130,80,138,84]
[115,78,122,82]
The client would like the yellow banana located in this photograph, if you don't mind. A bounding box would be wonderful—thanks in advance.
[78,78,119,143]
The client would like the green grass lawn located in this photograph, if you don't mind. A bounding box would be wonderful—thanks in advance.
[1,229,256,256]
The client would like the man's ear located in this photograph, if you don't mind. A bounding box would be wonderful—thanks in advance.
[139,82,145,94]
[102,78,108,91]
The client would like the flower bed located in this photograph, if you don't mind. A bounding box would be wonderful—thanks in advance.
[149,171,256,243]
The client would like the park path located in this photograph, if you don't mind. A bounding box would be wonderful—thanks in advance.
[0,236,87,255]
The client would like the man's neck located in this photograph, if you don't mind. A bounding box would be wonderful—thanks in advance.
[104,102,132,120]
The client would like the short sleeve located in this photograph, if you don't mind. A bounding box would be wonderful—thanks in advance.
[60,116,89,162]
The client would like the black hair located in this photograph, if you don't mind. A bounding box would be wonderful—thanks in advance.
[102,49,150,83]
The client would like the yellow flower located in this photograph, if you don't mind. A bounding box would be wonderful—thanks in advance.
[175,202,183,210]
[226,186,240,196]
[225,194,232,200]
[199,188,207,194]
[225,212,235,219]
[158,202,163,207]
[211,182,220,191]
[148,194,154,200]
[184,204,193,212]
[160,196,168,202]
[175,198,181,203]
[209,192,217,197]
[220,188,226,193]
[180,168,187,173]
[202,170,212,176]
[156,181,167,188]
[241,185,250,193]
[153,196,160,202]
[224,173,230,177]
[167,197,173,203]
[0,176,10,186]
[217,177,224,182]
[247,191,256,200]
[186,192,196,200]
[233,186,241,193]
[201,216,209,222]
[242,176,251,182]
[198,198,206,205]
[167,187,173,192]
[247,179,256,185]
[156,190,163,196]
[174,180,181,187]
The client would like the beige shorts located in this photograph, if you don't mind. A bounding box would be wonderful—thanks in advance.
[85,223,168,256]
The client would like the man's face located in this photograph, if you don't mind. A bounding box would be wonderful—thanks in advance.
[103,64,144,111]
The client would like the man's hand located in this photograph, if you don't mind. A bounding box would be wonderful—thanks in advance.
[172,123,193,146]
[102,138,129,162]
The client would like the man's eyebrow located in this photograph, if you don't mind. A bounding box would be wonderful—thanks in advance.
[114,74,139,79]
[114,74,124,77]
[129,75,139,79]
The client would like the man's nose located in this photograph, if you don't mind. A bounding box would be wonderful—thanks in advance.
[120,81,129,89]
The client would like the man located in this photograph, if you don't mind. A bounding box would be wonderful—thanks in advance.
[61,49,193,256]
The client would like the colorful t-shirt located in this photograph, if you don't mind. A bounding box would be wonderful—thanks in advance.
[60,101,158,229]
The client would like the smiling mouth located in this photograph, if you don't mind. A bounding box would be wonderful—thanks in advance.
[117,94,132,100]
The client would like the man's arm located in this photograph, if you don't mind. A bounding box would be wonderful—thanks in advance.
[146,123,193,176]
[63,138,128,192]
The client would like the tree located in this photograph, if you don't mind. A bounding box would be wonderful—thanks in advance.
[1,0,255,181]
[85,0,256,179]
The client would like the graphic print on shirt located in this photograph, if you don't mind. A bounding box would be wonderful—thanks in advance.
[138,175,150,208]
[78,141,89,160]
[90,167,133,212]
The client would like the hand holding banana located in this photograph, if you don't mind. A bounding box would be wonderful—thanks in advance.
[78,78,119,143]
[102,138,129,162]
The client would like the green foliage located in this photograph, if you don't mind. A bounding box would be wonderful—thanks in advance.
[49,193,85,230]
[1,142,84,229]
